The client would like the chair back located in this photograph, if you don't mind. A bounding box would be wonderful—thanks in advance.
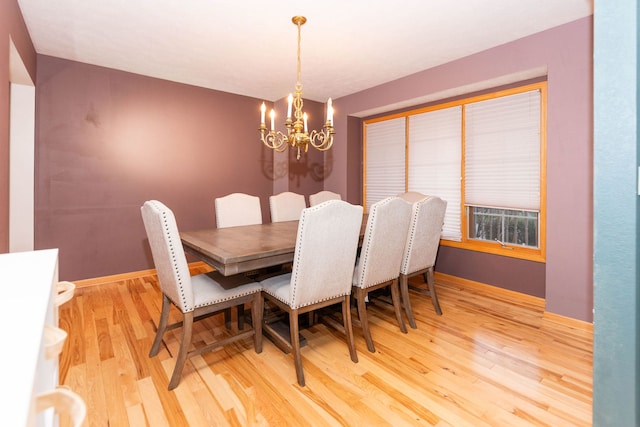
[309,190,342,206]
[141,200,193,312]
[269,191,307,222]
[215,193,262,228]
[400,196,447,275]
[289,200,363,309]
[397,191,428,203]
[354,197,412,289]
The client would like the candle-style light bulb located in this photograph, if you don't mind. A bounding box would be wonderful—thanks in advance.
[287,94,293,119]
[303,112,308,133]
[260,102,266,125]
[270,109,275,131]
[327,98,333,126]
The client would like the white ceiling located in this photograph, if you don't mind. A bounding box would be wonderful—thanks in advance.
[17,0,593,103]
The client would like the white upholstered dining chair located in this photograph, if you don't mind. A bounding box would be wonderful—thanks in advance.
[215,192,262,228]
[215,192,266,324]
[397,192,429,276]
[309,190,341,206]
[141,200,263,390]
[352,197,412,352]
[259,200,363,386]
[269,191,307,222]
[399,196,447,328]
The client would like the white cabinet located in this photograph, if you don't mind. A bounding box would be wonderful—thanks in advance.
[0,249,82,426]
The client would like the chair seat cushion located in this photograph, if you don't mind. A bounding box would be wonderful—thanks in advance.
[260,272,293,305]
[191,271,262,309]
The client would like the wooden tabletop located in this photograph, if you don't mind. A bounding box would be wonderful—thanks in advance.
[181,221,301,276]
[181,215,367,276]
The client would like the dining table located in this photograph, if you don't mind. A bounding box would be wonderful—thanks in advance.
[180,215,367,353]
[180,215,367,276]
[181,220,301,276]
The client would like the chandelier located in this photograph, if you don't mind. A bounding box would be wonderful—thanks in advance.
[259,16,334,160]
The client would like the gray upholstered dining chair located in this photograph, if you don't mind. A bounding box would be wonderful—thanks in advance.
[259,200,363,386]
[399,196,447,328]
[352,197,412,353]
[309,190,341,206]
[215,192,262,228]
[269,191,307,222]
[141,200,263,390]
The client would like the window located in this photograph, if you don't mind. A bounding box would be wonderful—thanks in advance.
[364,116,405,208]
[408,106,462,241]
[363,82,546,262]
[468,207,539,247]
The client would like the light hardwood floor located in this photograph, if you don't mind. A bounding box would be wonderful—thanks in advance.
[59,265,593,426]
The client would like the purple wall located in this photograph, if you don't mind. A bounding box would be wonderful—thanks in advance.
[333,17,594,321]
[31,17,593,321]
[35,56,279,280]
[0,0,36,252]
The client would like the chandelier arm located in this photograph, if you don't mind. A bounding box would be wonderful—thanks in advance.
[309,128,334,151]
[261,129,289,152]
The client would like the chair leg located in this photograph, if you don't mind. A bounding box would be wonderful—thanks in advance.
[150,294,171,357]
[223,306,245,330]
[342,296,358,363]
[168,311,194,390]
[426,268,443,315]
[400,274,417,329]
[356,288,375,353]
[251,293,263,353]
[237,304,245,329]
[390,279,407,334]
[307,312,315,327]
[224,308,232,329]
[289,309,305,386]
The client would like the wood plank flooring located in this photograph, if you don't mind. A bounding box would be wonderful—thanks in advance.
[58,266,592,426]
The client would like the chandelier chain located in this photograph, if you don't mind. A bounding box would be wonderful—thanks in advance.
[296,20,302,90]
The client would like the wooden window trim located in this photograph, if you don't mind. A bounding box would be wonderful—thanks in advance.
[363,81,547,263]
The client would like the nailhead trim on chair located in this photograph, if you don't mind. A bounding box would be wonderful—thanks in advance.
[288,200,352,309]
[356,197,399,288]
[289,202,314,306]
[193,289,260,309]
[357,197,397,289]
[357,201,377,286]
[151,200,189,312]
[263,285,348,309]
[401,197,430,275]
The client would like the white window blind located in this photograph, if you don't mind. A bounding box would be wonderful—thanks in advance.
[465,90,541,210]
[364,117,406,210]
[408,106,462,241]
